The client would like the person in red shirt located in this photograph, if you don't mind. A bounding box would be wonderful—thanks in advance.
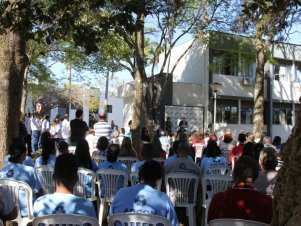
[208,156,273,225]
[229,133,246,165]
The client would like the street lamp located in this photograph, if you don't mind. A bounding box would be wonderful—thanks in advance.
[210,82,222,132]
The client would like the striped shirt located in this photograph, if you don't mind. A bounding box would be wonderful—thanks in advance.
[93,121,111,141]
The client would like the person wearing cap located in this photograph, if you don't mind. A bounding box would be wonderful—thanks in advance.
[0,138,43,217]
[93,112,111,143]
[109,160,179,226]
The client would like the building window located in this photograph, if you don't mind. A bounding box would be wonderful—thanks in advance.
[241,101,254,124]
[241,54,256,78]
[216,100,238,124]
[274,59,292,82]
[295,63,301,83]
[212,50,239,76]
[273,103,292,125]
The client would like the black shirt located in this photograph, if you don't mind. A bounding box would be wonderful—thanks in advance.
[70,118,89,143]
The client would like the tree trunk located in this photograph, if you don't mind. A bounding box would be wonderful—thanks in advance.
[272,104,301,225]
[253,23,265,134]
[0,30,28,168]
[131,12,145,155]
[20,65,29,115]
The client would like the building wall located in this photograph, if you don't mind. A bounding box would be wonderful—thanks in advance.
[172,83,204,106]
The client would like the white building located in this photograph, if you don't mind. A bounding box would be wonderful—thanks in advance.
[118,32,301,141]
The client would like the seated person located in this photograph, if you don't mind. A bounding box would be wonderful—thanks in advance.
[35,138,56,167]
[57,140,70,155]
[228,133,246,165]
[92,136,109,157]
[0,185,17,222]
[4,154,35,168]
[33,153,96,218]
[254,147,278,198]
[109,160,179,226]
[98,144,128,197]
[131,143,154,173]
[208,156,273,224]
[200,140,227,173]
[164,141,193,166]
[0,138,43,217]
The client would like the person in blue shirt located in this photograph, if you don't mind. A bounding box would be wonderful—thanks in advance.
[33,153,96,218]
[98,144,128,197]
[3,155,35,168]
[199,140,227,173]
[35,138,56,167]
[0,138,43,217]
[164,140,193,166]
[110,160,179,226]
[131,143,154,173]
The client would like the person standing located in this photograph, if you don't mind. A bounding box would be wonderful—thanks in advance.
[31,113,42,153]
[24,113,32,156]
[41,115,50,133]
[93,112,111,142]
[165,117,173,134]
[70,110,89,146]
[61,114,71,145]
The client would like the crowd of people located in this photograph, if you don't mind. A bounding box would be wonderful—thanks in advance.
[0,109,284,225]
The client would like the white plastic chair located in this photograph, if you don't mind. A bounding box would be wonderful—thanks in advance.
[209,218,270,226]
[118,156,138,174]
[96,169,128,225]
[35,166,55,194]
[202,165,231,176]
[193,144,204,162]
[32,214,100,226]
[202,175,233,226]
[130,171,162,191]
[108,213,171,226]
[92,154,107,166]
[0,178,34,226]
[165,173,199,226]
[74,168,97,202]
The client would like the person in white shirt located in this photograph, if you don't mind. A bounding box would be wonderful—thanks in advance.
[61,114,71,145]
[41,115,50,133]
[50,117,62,143]
[31,113,42,153]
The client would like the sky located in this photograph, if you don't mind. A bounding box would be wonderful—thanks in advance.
[49,23,301,89]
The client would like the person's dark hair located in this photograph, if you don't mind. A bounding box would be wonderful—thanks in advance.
[8,138,27,163]
[238,133,247,143]
[206,140,221,157]
[57,141,69,154]
[75,109,83,118]
[40,131,51,146]
[151,136,163,157]
[233,155,259,183]
[177,142,190,154]
[168,140,180,157]
[44,115,50,120]
[64,114,69,119]
[54,153,78,191]
[107,144,120,162]
[120,137,134,156]
[223,132,233,143]
[141,143,154,160]
[99,112,106,120]
[138,160,162,187]
[242,142,255,157]
[177,132,188,142]
[272,136,281,146]
[96,136,109,150]
[41,138,56,165]
[253,143,264,161]
[75,139,93,170]
[259,147,278,171]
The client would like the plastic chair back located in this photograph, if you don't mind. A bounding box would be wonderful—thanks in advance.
[203,165,231,176]
[32,214,100,226]
[209,218,270,226]
[118,157,138,174]
[202,174,233,205]
[108,213,171,226]
[35,166,55,194]
[0,178,34,226]
[91,153,107,166]
[74,167,96,201]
